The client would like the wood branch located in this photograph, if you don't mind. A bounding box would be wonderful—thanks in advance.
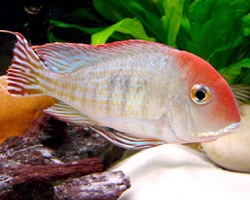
[0,114,130,199]
[55,171,131,200]
[1,158,103,186]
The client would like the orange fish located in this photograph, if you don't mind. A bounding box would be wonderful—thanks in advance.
[1,30,241,149]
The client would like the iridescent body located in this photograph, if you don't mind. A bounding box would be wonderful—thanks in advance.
[2,30,241,149]
[37,42,181,142]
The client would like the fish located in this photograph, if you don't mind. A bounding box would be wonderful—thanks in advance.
[1,30,241,149]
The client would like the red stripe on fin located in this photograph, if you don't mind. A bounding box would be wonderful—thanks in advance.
[32,40,177,74]
[45,102,99,126]
[1,30,45,96]
[89,126,164,150]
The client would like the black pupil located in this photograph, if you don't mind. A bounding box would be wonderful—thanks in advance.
[195,90,206,101]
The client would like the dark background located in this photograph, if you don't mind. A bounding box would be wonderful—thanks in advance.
[0,0,110,75]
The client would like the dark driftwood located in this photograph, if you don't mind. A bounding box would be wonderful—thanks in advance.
[0,114,130,199]
[0,158,103,200]
[0,157,130,200]
[55,171,131,200]
[0,158,103,186]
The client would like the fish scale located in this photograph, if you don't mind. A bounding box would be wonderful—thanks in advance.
[66,53,173,120]
[2,30,241,150]
[40,48,180,137]
[39,50,177,135]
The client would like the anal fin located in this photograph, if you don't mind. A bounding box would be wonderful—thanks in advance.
[89,126,164,150]
[45,102,164,150]
[45,102,99,126]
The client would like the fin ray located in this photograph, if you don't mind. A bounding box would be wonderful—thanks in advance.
[32,40,171,74]
[231,84,250,102]
[45,102,99,126]
[0,30,46,96]
[89,126,164,150]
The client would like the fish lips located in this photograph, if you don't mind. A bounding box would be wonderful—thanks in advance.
[190,121,241,143]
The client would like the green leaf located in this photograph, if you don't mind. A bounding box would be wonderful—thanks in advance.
[70,7,104,24]
[240,70,250,85]
[219,58,250,84]
[91,18,155,45]
[232,35,244,48]
[187,0,249,69]
[47,32,68,43]
[49,20,104,35]
[94,0,167,43]
[242,13,250,36]
[177,16,191,50]
[121,1,167,43]
[93,0,134,22]
[161,0,185,47]
[180,16,191,36]
[23,22,29,27]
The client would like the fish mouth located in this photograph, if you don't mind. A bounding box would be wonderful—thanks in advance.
[196,121,241,138]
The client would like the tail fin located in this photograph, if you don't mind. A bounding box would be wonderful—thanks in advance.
[1,30,45,96]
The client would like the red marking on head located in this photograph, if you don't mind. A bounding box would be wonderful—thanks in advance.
[177,51,241,125]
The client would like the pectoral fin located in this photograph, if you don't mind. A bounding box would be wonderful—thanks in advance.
[45,102,99,126]
[89,126,164,150]
[231,84,250,103]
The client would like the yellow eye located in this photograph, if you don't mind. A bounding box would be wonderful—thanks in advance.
[190,84,211,104]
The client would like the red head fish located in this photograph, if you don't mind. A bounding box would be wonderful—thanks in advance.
[1,30,241,149]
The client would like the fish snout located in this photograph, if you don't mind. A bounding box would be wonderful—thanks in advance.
[196,121,241,142]
[223,121,241,134]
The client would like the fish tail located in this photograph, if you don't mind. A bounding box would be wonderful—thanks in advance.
[1,30,45,96]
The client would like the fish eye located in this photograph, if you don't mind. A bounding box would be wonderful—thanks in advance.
[190,84,211,105]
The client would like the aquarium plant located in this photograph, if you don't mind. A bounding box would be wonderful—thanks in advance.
[49,0,250,92]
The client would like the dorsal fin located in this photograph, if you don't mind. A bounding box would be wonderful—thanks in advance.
[32,40,173,74]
